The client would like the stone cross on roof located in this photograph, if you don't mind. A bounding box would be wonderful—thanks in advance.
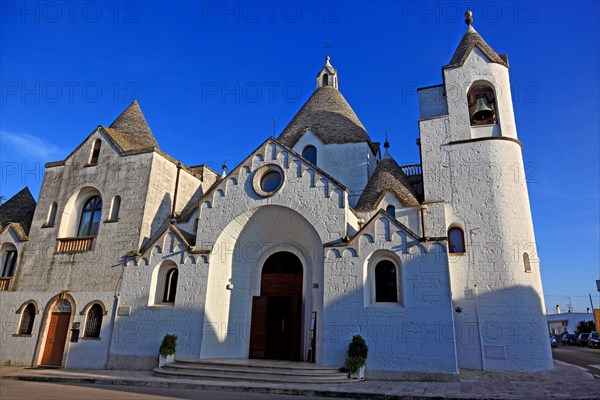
[324,41,332,57]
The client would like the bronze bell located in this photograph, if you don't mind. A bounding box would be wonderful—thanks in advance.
[471,93,494,121]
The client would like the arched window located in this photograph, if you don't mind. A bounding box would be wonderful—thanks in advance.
[302,145,317,165]
[448,227,466,253]
[467,82,498,126]
[19,303,36,335]
[109,196,121,221]
[375,260,398,302]
[386,205,396,218]
[322,74,328,87]
[77,196,102,237]
[46,202,58,226]
[163,268,178,303]
[89,139,102,165]
[84,304,103,338]
[523,252,532,273]
[1,249,17,278]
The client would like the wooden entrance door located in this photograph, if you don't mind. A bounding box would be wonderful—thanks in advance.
[249,251,303,361]
[41,300,72,366]
[250,295,302,361]
[265,295,301,360]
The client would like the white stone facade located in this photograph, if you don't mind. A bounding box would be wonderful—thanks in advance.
[0,22,552,377]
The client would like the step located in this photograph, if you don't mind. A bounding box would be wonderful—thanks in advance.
[164,363,346,378]
[153,358,351,383]
[173,358,343,374]
[153,367,351,383]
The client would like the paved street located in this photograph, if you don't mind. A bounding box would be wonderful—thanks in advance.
[552,345,600,378]
[0,380,350,400]
[2,358,600,400]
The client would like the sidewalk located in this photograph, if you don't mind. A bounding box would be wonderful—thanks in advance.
[1,360,598,400]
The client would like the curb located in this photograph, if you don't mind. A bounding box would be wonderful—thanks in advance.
[5,371,600,400]
[5,374,464,400]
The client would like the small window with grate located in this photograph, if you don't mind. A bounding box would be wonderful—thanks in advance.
[18,303,36,335]
[84,304,103,338]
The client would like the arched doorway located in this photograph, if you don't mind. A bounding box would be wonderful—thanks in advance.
[40,298,72,366]
[249,251,303,361]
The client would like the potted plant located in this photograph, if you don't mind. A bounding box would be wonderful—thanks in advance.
[345,335,368,379]
[158,334,177,367]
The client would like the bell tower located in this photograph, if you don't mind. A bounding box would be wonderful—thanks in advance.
[316,56,338,89]
[417,11,553,372]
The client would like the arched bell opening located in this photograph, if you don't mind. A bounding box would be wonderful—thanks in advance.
[467,81,498,126]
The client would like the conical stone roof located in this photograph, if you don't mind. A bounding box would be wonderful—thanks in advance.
[278,87,378,153]
[103,100,158,152]
[356,157,420,209]
[0,187,36,234]
[447,27,508,68]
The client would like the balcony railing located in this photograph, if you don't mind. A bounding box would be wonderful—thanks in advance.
[0,277,11,291]
[57,237,95,253]
[400,164,422,176]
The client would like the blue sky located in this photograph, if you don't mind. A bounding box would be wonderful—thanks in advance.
[1,1,598,313]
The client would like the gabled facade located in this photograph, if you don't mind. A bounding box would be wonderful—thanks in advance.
[0,15,552,377]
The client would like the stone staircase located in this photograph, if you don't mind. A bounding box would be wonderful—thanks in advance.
[153,358,351,383]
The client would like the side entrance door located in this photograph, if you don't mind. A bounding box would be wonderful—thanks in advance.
[41,302,71,367]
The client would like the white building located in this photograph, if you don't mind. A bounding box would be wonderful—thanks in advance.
[0,14,553,378]
[547,312,595,335]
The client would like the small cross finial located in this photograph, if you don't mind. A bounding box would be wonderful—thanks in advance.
[324,41,333,57]
[465,10,473,26]
[383,132,390,150]
[222,158,228,172]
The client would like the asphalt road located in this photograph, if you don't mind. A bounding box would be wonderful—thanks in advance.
[552,344,600,378]
[0,380,351,400]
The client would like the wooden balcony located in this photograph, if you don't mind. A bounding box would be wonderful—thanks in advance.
[57,237,95,253]
[0,277,11,291]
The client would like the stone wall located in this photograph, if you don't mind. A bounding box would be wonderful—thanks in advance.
[321,213,457,377]
[15,129,153,294]
[109,231,207,369]
[0,290,115,368]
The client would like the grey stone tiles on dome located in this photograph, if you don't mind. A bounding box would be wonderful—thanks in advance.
[447,28,508,68]
[278,87,378,154]
[0,187,36,235]
[356,158,421,209]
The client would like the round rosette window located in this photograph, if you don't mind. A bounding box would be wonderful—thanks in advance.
[253,164,285,197]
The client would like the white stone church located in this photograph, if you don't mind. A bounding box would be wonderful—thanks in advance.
[0,16,553,378]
